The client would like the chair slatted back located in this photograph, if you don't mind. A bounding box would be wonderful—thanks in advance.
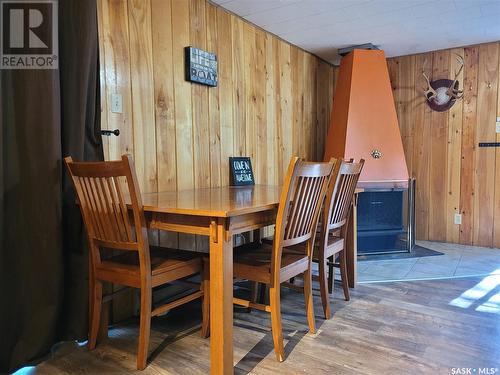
[64,155,150,269]
[272,157,336,280]
[326,159,365,231]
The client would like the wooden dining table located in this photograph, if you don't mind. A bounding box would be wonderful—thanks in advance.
[139,184,360,374]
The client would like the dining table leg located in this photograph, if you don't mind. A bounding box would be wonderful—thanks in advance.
[209,218,234,374]
[346,196,358,288]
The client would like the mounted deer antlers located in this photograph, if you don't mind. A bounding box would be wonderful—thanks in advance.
[420,54,464,112]
[422,59,437,101]
[446,54,464,99]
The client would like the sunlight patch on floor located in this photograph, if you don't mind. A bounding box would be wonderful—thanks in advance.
[11,366,36,375]
[449,270,500,313]
[475,292,500,314]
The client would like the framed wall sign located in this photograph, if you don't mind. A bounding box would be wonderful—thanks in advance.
[229,157,255,186]
[185,46,218,87]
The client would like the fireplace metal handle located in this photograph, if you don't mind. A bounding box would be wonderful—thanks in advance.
[407,178,416,251]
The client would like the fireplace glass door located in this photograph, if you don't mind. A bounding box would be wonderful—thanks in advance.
[356,180,415,255]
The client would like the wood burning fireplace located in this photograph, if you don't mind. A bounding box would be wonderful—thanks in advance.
[357,179,416,254]
[323,48,414,255]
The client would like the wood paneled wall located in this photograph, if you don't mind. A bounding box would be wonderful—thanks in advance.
[97,0,335,320]
[97,1,498,248]
[388,42,500,248]
[97,0,335,194]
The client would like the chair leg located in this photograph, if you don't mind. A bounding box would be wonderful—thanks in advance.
[318,258,331,319]
[269,285,285,362]
[201,259,210,338]
[137,286,152,370]
[88,279,103,350]
[258,283,267,304]
[303,269,316,334]
[97,302,110,343]
[248,281,259,312]
[339,250,350,301]
[328,255,334,294]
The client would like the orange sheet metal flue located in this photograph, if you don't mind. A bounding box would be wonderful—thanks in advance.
[324,49,408,187]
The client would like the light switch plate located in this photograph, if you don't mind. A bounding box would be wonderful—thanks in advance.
[454,213,462,225]
[111,93,123,113]
[496,121,500,134]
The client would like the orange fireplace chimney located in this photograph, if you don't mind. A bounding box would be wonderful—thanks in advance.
[324,49,408,188]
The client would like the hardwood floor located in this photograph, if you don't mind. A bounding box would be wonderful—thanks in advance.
[33,276,500,374]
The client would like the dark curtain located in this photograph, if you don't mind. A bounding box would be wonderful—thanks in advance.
[0,0,103,372]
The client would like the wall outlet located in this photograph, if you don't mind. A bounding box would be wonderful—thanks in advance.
[454,213,462,225]
[111,93,123,113]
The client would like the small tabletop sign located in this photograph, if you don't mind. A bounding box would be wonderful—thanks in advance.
[185,46,218,87]
[229,157,254,186]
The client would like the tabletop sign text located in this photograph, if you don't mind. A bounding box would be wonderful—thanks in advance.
[229,157,254,186]
[185,46,218,87]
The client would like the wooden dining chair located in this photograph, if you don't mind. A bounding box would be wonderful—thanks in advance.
[316,159,364,319]
[64,154,209,370]
[232,156,336,362]
[262,159,364,320]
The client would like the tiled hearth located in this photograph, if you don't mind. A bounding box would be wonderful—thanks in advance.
[357,241,500,283]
